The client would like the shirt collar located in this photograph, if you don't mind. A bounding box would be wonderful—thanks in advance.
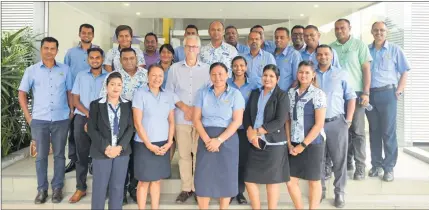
[370,40,389,50]
[334,35,353,46]
[77,42,98,49]
[209,83,231,93]
[232,75,250,84]
[260,86,275,94]
[182,59,202,68]
[39,60,60,68]
[144,50,159,56]
[99,96,129,103]
[315,64,334,74]
[117,43,132,51]
[143,84,165,92]
[208,41,227,49]
[247,49,263,57]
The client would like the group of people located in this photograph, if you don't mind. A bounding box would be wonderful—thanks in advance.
[18,17,410,210]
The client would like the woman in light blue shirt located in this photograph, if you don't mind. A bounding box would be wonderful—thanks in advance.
[132,64,175,209]
[193,62,245,209]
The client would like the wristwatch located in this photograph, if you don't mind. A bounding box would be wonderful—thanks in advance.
[217,137,223,144]
[362,91,370,96]
[346,120,352,126]
[300,142,307,148]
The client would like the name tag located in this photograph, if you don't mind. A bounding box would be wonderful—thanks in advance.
[222,52,230,56]
[300,99,307,102]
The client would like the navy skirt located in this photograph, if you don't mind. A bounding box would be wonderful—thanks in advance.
[194,127,239,198]
[289,142,325,180]
[134,140,171,182]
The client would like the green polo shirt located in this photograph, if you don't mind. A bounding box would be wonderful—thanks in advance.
[330,37,372,92]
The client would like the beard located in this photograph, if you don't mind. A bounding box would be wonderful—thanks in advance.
[90,64,102,69]
[81,39,91,44]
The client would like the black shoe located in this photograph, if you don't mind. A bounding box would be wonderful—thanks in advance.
[34,190,48,204]
[88,162,93,175]
[230,196,234,204]
[334,194,345,208]
[122,194,128,205]
[324,166,332,180]
[320,191,326,203]
[236,193,248,204]
[383,171,394,182]
[65,161,76,173]
[353,168,365,180]
[175,191,193,204]
[347,163,354,171]
[52,188,63,203]
[194,192,198,203]
[130,189,137,203]
[368,167,383,177]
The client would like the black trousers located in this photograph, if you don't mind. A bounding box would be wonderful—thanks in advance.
[68,115,77,162]
[237,129,249,194]
[74,115,91,191]
[124,134,137,194]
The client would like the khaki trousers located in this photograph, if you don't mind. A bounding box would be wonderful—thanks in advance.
[175,124,199,192]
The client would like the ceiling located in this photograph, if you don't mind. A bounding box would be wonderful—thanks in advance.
[72,2,375,20]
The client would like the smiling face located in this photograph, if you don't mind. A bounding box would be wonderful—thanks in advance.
[160,47,173,63]
[117,29,132,48]
[274,29,290,49]
[248,31,262,51]
[371,22,387,43]
[225,27,238,46]
[209,21,224,42]
[144,35,157,53]
[210,65,228,88]
[304,27,320,47]
[316,47,333,67]
[88,51,103,69]
[148,66,164,89]
[120,51,137,72]
[40,41,58,61]
[107,77,123,99]
[297,65,316,86]
[79,26,94,44]
[262,69,279,90]
[335,20,351,41]
[232,58,247,78]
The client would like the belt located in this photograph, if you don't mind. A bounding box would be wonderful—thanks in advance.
[325,115,341,123]
[370,84,395,92]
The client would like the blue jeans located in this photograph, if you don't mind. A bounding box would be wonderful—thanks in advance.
[30,119,70,191]
[366,88,398,172]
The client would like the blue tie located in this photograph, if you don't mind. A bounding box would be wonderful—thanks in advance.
[108,104,119,135]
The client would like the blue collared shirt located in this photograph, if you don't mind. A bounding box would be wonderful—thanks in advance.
[301,44,341,69]
[369,41,411,88]
[19,61,73,121]
[273,46,303,91]
[243,49,276,87]
[132,85,175,143]
[173,45,185,62]
[165,60,211,125]
[64,43,100,84]
[254,88,274,142]
[227,77,259,104]
[72,69,108,116]
[162,67,170,90]
[296,44,307,53]
[98,96,129,146]
[262,40,276,53]
[316,65,356,118]
[235,43,250,55]
[194,85,245,128]
[288,84,327,145]
[104,46,146,70]
[199,41,238,77]
[99,67,148,101]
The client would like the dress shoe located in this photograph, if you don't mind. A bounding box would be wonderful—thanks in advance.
[122,194,128,205]
[130,189,137,203]
[347,163,354,171]
[65,160,76,173]
[324,166,332,180]
[88,162,93,175]
[68,190,86,203]
[334,194,345,208]
[175,191,194,204]
[52,188,63,203]
[236,193,248,204]
[353,168,365,180]
[229,196,234,204]
[383,171,394,182]
[34,190,48,204]
[320,191,326,203]
[368,167,383,177]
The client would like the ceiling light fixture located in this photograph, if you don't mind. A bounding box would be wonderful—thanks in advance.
[136,12,141,16]
[314,4,319,8]
[123,3,130,6]
[300,14,304,17]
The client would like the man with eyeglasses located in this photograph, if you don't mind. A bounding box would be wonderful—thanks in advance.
[143,32,160,67]
[366,21,410,182]
[330,19,372,181]
[165,35,211,204]
[291,25,306,53]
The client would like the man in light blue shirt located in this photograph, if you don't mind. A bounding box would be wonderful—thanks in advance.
[291,25,307,53]
[174,24,199,62]
[315,45,356,208]
[69,48,107,203]
[250,25,276,53]
[225,25,250,55]
[63,23,99,174]
[366,21,411,182]
[273,27,302,91]
[242,31,276,87]
[18,37,73,204]
[302,25,341,68]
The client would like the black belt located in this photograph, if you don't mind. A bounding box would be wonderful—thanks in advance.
[325,115,341,123]
[370,84,395,92]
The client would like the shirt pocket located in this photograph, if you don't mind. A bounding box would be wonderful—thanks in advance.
[380,55,395,71]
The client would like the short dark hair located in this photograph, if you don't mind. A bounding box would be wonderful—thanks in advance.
[120,47,136,57]
[305,25,319,32]
[106,72,122,86]
[185,24,199,34]
[263,64,280,80]
[315,44,333,54]
[209,62,228,74]
[87,48,104,57]
[336,18,351,26]
[250,25,264,32]
[275,27,290,36]
[159,43,175,57]
[147,63,164,75]
[225,25,238,33]
[291,25,305,33]
[249,31,262,39]
[145,32,158,42]
[115,25,133,38]
[79,23,94,33]
[41,37,59,48]
[298,60,315,70]
[231,56,248,79]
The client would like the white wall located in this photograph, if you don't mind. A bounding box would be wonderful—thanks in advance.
[48,2,112,62]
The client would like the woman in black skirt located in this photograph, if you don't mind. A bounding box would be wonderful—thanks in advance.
[193,62,245,209]
[243,64,290,210]
[132,64,175,209]
[286,61,327,209]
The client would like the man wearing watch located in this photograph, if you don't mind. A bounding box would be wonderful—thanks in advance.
[330,19,372,180]
[366,21,410,182]
[315,45,357,208]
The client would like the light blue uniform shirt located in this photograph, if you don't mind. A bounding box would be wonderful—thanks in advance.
[64,43,99,84]
[262,40,276,53]
[254,88,274,142]
[301,44,341,69]
[369,41,411,88]
[235,43,250,55]
[227,77,259,130]
[194,85,245,128]
[132,85,175,143]
[273,46,302,91]
[316,65,357,118]
[71,69,108,116]
[19,61,73,121]
[243,49,276,87]
[173,45,185,62]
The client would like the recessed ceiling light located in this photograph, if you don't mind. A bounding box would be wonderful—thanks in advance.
[123,3,130,6]
[314,4,319,8]
[136,12,141,16]
[300,14,304,17]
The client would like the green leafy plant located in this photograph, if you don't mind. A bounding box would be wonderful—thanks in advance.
[1,27,38,157]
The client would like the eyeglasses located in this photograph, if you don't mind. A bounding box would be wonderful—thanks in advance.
[185,45,199,50]
[372,29,387,33]
[292,33,304,37]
